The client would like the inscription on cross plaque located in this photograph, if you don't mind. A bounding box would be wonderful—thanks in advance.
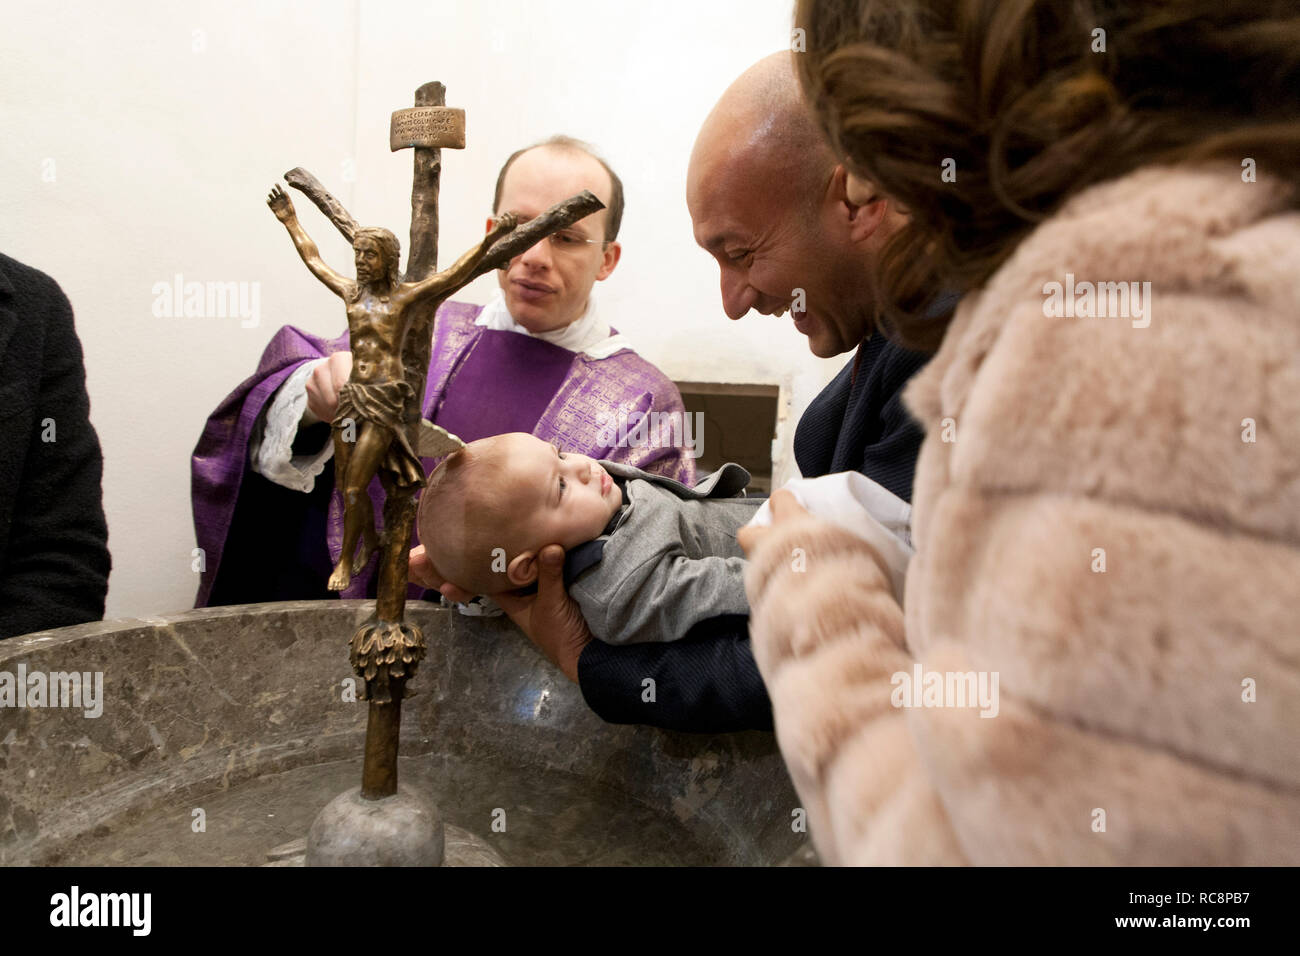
[389,106,467,151]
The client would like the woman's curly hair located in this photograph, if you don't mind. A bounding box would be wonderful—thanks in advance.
[795,0,1300,350]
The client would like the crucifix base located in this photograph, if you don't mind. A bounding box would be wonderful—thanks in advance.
[303,615,434,866]
[305,784,445,867]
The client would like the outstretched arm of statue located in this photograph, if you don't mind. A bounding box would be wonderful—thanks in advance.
[399,212,518,308]
[267,184,350,299]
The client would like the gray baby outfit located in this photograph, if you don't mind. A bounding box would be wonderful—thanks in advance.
[566,461,761,645]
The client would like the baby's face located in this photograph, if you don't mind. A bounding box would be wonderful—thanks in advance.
[499,433,622,549]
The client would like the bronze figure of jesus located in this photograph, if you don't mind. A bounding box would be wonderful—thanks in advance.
[267,183,517,591]
[265,84,605,819]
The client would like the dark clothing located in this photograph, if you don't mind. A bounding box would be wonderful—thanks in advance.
[577,333,932,732]
[205,437,337,606]
[0,253,110,639]
[579,613,768,731]
[794,333,932,500]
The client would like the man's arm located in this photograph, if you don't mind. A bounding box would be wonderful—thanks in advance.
[0,269,109,638]
[577,615,772,733]
[478,549,771,733]
[433,499,772,732]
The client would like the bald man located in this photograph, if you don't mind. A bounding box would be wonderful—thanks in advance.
[485,55,951,732]
[684,52,940,500]
[688,53,909,361]
[193,136,694,606]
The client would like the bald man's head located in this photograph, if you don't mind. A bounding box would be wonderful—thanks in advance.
[688,52,835,217]
[686,52,906,358]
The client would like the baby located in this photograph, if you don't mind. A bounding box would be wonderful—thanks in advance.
[414,432,760,645]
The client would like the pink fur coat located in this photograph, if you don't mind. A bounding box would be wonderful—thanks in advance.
[745,164,1300,865]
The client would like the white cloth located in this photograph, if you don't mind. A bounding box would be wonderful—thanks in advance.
[746,472,913,602]
[473,289,635,359]
[250,357,332,492]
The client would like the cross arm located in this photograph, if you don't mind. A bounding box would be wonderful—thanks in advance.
[468,190,606,282]
[285,167,360,244]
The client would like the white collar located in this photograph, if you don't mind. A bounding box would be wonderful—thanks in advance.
[473,289,634,359]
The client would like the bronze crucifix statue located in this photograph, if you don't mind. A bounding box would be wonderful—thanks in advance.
[268,81,603,805]
[267,184,517,593]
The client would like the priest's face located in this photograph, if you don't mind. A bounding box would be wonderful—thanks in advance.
[490,146,622,334]
[687,142,881,359]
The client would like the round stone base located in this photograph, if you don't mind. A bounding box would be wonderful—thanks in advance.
[306,784,445,867]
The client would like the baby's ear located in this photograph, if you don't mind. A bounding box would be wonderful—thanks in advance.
[506,550,538,587]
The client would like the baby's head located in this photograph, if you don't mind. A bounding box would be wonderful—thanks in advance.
[416,432,621,596]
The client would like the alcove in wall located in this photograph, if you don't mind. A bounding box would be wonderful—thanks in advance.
[675,381,781,495]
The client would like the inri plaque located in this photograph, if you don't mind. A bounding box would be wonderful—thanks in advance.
[389,106,467,151]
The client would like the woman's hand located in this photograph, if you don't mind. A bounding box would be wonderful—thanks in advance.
[737,488,812,557]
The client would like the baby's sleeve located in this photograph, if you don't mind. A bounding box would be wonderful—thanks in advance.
[575,549,750,645]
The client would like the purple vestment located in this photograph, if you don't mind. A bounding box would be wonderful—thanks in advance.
[190,300,695,606]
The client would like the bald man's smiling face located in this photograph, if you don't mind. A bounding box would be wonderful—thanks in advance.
[687,146,810,320]
[687,136,877,359]
[686,51,906,358]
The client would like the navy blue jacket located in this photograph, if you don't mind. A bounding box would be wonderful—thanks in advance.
[577,332,932,731]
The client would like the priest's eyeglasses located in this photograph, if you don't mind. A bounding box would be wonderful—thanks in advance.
[493,215,609,254]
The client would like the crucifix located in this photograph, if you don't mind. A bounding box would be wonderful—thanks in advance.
[267,82,603,841]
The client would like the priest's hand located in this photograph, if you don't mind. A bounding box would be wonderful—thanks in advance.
[303,350,352,426]
[491,544,593,684]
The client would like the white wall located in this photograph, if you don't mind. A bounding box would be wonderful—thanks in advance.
[0,0,840,619]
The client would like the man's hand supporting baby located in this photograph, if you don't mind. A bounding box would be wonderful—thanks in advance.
[409,543,593,682]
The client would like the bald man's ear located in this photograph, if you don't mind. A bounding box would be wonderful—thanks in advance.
[831,164,890,244]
